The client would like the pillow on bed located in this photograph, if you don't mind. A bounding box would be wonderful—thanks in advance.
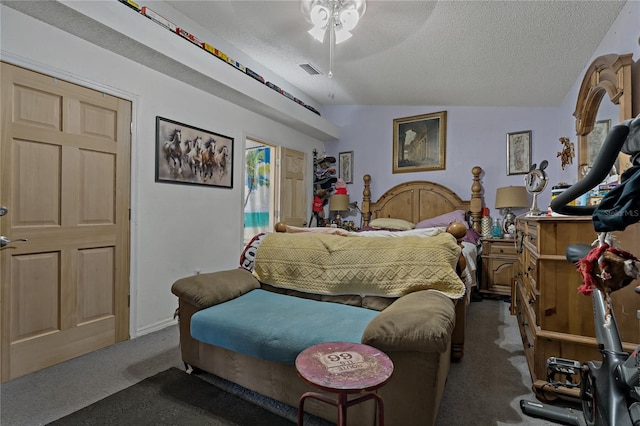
[415,210,468,229]
[368,218,415,231]
[285,225,350,235]
[240,233,267,272]
[349,227,443,238]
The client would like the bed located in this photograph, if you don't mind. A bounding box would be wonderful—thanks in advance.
[361,166,483,231]
[359,166,485,359]
[275,165,484,359]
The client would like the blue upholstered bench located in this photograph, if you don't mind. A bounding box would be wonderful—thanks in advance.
[190,289,380,364]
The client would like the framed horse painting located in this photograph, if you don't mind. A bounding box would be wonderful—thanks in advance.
[155,116,234,188]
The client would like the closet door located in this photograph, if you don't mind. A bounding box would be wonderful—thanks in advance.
[278,148,307,226]
[0,62,131,382]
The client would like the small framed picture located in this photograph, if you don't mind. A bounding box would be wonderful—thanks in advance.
[339,151,353,184]
[506,130,532,175]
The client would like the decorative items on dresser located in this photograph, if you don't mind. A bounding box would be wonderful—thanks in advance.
[512,216,640,400]
[523,160,549,216]
[480,238,518,298]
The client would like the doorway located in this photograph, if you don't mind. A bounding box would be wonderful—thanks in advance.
[243,140,308,243]
[244,139,276,243]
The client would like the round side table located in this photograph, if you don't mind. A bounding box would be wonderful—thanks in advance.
[295,342,394,426]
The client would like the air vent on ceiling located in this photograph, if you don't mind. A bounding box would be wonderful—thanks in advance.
[299,63,321,75]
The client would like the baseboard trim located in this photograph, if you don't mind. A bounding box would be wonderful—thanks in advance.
[134,318,178,338]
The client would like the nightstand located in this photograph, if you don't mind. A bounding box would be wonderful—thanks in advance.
[480,238,518,298]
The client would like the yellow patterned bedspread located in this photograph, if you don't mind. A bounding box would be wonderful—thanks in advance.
[252,232,465,299]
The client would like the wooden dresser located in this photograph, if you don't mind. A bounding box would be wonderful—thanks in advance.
[513,216,640,400]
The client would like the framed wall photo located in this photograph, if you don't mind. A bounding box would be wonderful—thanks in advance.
[338,151,353,184]
[392,111,447,173]
[506,130,531,175]
[155,116,233,188]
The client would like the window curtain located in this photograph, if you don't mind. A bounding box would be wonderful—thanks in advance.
[244,146,271,242]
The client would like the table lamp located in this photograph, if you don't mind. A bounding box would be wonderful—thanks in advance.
[495,186,529,236]
[329,194,349,226]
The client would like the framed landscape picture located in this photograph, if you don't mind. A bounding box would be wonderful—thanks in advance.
[392,111,447,173]
[155,116,233,188]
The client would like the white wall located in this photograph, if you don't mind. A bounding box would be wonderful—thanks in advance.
[0,5,325,336]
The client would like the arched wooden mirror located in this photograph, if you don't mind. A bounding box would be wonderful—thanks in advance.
[574,53,633,179]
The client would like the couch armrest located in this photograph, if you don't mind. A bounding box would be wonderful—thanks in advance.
[171,268,260,310]
[361,290,455,353]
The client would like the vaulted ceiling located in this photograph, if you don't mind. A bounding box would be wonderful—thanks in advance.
[164,1,627,107]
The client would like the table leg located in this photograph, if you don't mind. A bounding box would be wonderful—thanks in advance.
[374,393,384,426]
[297,394,307,426]
[298,391,341,426]
[298,391,384,426]
[337,392,348,426]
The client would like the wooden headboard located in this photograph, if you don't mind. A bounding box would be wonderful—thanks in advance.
[361,166,484,231]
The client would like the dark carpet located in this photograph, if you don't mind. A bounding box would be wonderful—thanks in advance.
[46,368,295,425]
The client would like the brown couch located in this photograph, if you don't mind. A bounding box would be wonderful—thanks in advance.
[171,230,466,426]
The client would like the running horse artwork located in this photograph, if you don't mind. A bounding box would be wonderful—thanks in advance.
[155,116,234,188]
[162,128,183,173]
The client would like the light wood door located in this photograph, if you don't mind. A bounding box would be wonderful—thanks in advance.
[0,62,131,382]
[278,148,307,226]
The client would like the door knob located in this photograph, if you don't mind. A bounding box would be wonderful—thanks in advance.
[0,236,28,248]
[0,206,7,216]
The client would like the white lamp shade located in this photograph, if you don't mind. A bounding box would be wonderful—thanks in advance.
[309,4,329,27]
[334,28,353,44]
[339,9,360,31]
[308,5,329,42]
[308,26,326,42]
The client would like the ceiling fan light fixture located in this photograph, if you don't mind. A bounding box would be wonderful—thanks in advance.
[301,0,366,78]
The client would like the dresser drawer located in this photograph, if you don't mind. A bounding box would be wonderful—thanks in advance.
[487,241,517,256]
[515,283,536,367]
[526,221,538,244]
[525,254,537,289]
[482,239,517,256]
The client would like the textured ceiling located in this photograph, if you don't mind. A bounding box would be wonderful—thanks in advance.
[164,0,627,108]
